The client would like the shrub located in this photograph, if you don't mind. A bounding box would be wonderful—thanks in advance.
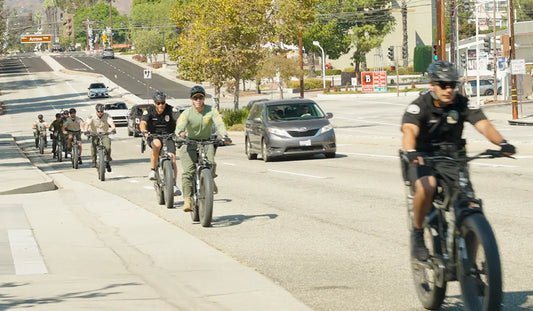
[287,78,330,90]
[220,108,249,127]
[152,62,162,69]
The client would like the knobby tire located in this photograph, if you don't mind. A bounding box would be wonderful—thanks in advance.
[458,214,502,311]
[57,141,63,162]
[199,168,213,227]
[98,148,106,181]
[72,144,79,169]
[39,136,45,154]
[163,160,174,209]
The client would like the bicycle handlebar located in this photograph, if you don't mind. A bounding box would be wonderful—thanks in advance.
[175,137,224,146]
[422,149,514,165]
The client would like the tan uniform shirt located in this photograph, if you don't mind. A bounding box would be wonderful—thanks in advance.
[86,113,112,133]
[63,116,84,131]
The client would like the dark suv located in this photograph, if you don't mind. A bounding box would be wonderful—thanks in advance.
[127,104,151,136]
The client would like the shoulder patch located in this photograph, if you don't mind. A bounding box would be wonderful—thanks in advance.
[142,110,148,115]
[406,104,421,115]
[172,107,178,112]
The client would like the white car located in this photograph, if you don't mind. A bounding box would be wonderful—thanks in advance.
[104,102,129,126]
[88,83,109,98]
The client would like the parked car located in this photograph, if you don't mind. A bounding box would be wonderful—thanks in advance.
[245,98,269,109]
[101,48,115,59]
[244,99,336,162]
[88,83,109,98]
[104,102,129,126]
[465,79,499,96]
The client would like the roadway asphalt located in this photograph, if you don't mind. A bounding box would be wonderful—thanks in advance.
[0,53,312,310]
[0,52,531,310]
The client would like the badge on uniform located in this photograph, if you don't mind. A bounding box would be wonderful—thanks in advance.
[165,115,170,122]
[447,110,459,124]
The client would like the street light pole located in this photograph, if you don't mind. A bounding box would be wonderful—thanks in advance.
[161,31,166,65]
[312,41,326,89]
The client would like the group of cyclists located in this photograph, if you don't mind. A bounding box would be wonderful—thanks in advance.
[32,85,231,212]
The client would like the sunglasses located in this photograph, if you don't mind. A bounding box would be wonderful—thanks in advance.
[155,101,166,106]
[437,81,457,89]
[192,96,205,100]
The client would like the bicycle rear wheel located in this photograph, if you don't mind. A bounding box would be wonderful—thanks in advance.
[458,214,502,311]
[97,148,106,181]
[198,168,213,227]
[411,226,447,310]
[163,160,174,208]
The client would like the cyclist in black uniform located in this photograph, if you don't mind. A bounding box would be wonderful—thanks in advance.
[401,61,516,261]
[140,91,181,196]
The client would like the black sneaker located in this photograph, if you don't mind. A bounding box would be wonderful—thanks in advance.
[78,158,83,165]
[106,163,111,172]
[411,228,430,261]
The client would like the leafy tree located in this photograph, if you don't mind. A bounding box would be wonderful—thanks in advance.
[170,0,275,110]
[74,2,126,49]
[256,52,302,99]
[131,29,162,62]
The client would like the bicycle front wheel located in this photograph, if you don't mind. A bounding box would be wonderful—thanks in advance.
[98,148,106,181]
[57,141,63,162]
[163,160,174,209]
[72,145,79,169]
[39,136,45,154]
[458,214,502,311]
[198,168,213,227]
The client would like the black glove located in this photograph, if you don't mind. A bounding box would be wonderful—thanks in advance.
[50,133,54,140]
[406,150,419,163]
[499,140,516,154]
[111,129,117,134]
[84,131,90,136]
[223,135,232,144]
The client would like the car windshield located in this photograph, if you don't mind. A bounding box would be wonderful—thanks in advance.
[90,83,106,89]
[267,103,325,121]
[106,102,127,110]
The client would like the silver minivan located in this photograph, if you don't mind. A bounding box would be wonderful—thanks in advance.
[245,99,336,162]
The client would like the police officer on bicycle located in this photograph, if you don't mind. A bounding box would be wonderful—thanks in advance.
[140,90,181,196]
[62,108,84,165]
[176,85,231,212]
[32,114,48,148]
[84,104,116,171]
[401,61,516,261]
[49,113,63,158]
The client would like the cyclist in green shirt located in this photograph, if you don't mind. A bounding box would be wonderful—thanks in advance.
[176,85,231,212]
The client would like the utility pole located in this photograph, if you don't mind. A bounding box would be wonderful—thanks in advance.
[509,0,518,119]
[109,0,113,47]
[299,21,304,99]
[436,0,446,60]
[450,0,456,64]
[492,0,498,101]
[401,0,408,67]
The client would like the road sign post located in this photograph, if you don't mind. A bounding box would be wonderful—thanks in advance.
[144,70,152,103]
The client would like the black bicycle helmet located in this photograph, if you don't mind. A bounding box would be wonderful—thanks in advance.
[427,61,459,82]
[153,90,167,101]
[69,108,76,114]
[190,85,206,98]
[38,114,43,120]
[62,110,69,115]
[95,104,104,112]
[55,113,61,118]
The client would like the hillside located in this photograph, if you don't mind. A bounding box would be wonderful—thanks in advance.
[4,0,133,15]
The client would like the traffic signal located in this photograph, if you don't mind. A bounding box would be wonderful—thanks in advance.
[483,36,491,53]
[60,13,64,21]
[432,44,438,60]
[460,52,467,67]
[102,34,108,43]
[62,13,74,37]
[387,46,394,61]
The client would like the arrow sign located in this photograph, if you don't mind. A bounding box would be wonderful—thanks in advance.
[143,69,152,79]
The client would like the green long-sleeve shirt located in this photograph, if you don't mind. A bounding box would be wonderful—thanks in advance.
[176,105,228,139]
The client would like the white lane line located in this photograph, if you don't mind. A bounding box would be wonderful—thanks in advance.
[268,169,328,179]
[70,56,94,70]
[223,162,236,166]
[343,152,397,159]
[8,229,47,275]
[470,162,517,168]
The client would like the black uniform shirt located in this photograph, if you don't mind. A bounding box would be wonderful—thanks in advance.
[402,92,487,152]
[141,104,179,134]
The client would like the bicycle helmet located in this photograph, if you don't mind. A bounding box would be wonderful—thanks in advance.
[62,110,69,115]
[153,90,167,101]
[69,108,76,114]
[55,113,61,118]
[427,61,459,82]
[38,114,43,120]
[190,85,206,98]
[95,104,104,112]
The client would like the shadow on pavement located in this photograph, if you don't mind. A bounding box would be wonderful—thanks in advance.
[212,213,278,227]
